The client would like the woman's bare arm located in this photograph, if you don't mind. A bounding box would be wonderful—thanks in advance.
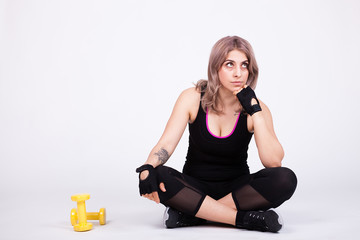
[249,100,284,167]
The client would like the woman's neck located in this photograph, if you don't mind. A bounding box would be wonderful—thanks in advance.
[217,87,241,113]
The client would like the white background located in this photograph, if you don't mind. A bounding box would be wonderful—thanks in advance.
[1,0,359,239]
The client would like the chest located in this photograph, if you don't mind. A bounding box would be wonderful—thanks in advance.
[188,108,253,158]
[207,110,241,138]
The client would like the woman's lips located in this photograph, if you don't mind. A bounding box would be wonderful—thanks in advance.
[232,81,244,86]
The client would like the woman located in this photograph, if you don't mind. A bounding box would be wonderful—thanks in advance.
[136,36,297,233]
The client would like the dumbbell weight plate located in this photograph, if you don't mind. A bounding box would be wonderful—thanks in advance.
[71,194,90,202]
[70,208,77,226]
[99,208,106,225]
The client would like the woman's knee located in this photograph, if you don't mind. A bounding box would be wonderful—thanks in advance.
[154,166,185,201]
[251,167,297,205]
[155,165,182,183]
[272,167,297,199]
[155,165,169,178]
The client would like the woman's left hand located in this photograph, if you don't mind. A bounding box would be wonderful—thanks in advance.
[233,85,262,116]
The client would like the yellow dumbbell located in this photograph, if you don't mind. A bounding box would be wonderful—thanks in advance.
[70,194,106,231]
[70,207,106,226]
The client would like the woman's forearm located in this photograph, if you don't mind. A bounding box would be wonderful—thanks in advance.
[252,112,284,167]
[139,145,171,181]
[145,145,171,168]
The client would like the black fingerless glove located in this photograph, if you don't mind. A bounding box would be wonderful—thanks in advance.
[236,87,262,115]
[135,164,158,196]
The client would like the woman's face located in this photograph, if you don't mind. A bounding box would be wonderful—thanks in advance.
[218,49,249,93]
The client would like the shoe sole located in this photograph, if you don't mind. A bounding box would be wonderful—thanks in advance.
[264,210,283,233]
[163,207,179,228]
[163,207,170,228]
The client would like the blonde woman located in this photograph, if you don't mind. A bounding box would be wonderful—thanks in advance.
[136,36,297,232]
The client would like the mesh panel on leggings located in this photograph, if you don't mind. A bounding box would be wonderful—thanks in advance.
[164,177,205,216]
[232,184,271,211]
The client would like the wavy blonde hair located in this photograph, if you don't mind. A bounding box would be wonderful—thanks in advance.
[196,36,259,114]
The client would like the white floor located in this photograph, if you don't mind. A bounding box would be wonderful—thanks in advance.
[1,184,359,240]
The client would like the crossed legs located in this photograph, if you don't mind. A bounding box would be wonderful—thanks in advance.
[196,195,237,225]
[157,166,297,227]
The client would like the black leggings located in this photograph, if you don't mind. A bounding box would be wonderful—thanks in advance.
[156,166,297,216]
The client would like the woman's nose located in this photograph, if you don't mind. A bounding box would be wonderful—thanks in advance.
[234,66,242,77]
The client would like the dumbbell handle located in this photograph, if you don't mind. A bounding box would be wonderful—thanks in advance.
[87,212,101,220]
[71,208,106,225]
[76,201,87,225]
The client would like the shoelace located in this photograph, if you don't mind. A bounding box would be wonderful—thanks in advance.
[245,212,268,230]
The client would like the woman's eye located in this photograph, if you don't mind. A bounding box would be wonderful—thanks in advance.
[225,62,234,67]
[241,63,249,68]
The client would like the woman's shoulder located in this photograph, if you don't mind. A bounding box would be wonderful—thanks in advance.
[177,87,201,123]
[179,87,201,102]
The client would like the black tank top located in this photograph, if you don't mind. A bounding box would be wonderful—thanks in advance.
[183,99,253,182]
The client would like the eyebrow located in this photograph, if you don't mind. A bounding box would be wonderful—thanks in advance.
[224,59,249,63]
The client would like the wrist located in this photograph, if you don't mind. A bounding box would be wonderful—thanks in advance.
[250,109,263,117]
[136,164,155,173]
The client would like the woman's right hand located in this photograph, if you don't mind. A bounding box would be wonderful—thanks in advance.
[141,170,166,204]
[136,165,166,204]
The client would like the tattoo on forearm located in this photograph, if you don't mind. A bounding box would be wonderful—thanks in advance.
[155,148,170,165]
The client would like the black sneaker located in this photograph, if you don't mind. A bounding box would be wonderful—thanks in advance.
[163,207,206,228]
[238,209,283,233]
